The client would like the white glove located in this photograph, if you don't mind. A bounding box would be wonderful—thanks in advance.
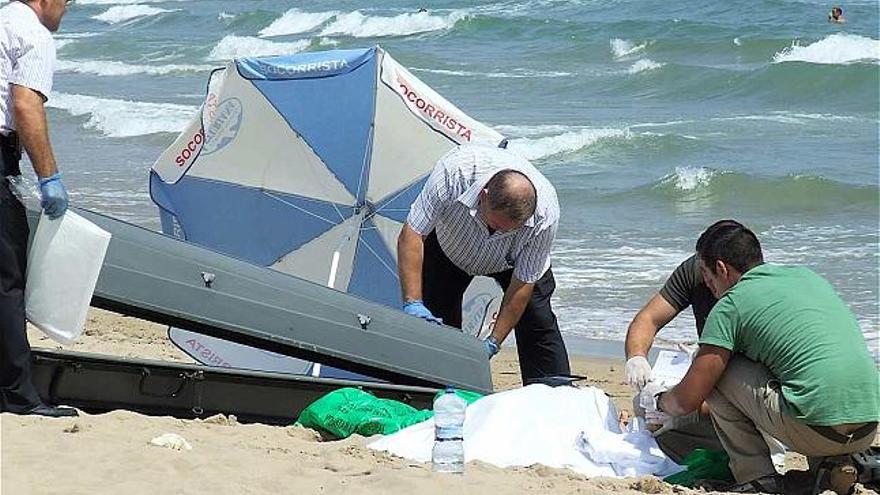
[638,381,669,426]
[650,409,702,437]
[625,356,652,390]
[677,342,699,359]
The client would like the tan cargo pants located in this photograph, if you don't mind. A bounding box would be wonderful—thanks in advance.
[706,355,877,482]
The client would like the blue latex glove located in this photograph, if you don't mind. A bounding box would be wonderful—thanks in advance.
[38,172,69,220]
[402,300,443,324]
[483,335,500,358]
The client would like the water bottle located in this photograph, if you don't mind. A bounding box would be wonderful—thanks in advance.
[432,385,466,474]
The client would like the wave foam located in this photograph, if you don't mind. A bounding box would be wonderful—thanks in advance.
[208,35,310,61]
[259,9,338,37]
[77,0,188,3]
[772,33,880,65]
[610,38,648,59]
[412,67,572,79]
[48,93,196,137]
[507,128,629,161]
[56,59,213,76]
[319,10,466,38]
[662,166,717,191]
[627,59,665,74]
[92,5,175,24]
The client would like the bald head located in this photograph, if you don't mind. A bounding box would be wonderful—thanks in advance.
[484,169,537,225]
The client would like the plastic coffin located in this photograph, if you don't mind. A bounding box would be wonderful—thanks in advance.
[29,348,438,424]
[26,209,494,394]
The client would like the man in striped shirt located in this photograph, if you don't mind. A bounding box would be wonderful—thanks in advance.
[397,144,570,383]
[1,0,74,417]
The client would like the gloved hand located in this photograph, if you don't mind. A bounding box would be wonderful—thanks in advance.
[650,409,704,437]
[638,381,669,427]
[402,300,443,324]
[483,335,499,358]
[38,172,68,220]
[625,356,652,390]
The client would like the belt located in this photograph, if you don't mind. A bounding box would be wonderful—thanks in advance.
[810,422,878,444]
[0,131,21,176]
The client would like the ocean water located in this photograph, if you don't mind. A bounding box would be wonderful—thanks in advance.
[8,0,879,357]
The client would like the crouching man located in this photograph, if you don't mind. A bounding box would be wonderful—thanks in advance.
[641,221,879,493]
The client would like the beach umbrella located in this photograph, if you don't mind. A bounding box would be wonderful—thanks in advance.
[150,46,504,319]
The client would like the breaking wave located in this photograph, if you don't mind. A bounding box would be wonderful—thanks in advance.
[56,59,213,76]
[319,10,467,38]
[207,35,310,61]
[76,0,189,3]
[92,5,176,24]
[506,128,631,161]
[48,93,196,138]
[259,9,338,37]
[772,34,880,65]
[610,38,648,59]
[627,59,665,74]
[412,67,573,79]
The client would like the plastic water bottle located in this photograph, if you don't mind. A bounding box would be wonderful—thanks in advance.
[432,386,466,474]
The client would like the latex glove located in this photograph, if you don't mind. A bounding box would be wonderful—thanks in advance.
[38,172,69,220]
[677,342,699,359]
[650,409,703,437]
[638,381,669,426]
[483,335,499,358]
[625,356,652,390]
[402,300,443,325]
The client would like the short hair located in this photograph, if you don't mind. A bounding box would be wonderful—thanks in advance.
[695,219,763,274]
[484,169,537,224]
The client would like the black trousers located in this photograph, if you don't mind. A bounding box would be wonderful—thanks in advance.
[422,231,570,384]
[0,138,41,412]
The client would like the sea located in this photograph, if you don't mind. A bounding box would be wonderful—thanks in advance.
[8,0,879,359]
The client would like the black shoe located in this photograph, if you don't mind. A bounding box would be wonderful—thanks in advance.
[22,403,79,418]
[728,473,784,494]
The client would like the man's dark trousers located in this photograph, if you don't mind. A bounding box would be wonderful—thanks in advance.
[421,231,571,384]
[0,140,41,412]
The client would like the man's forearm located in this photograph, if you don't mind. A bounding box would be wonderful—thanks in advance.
[491,277,533,343]
[625,294,679,359]
[12,85,57,178]
[397,224,425,302]
[625,317,657,360]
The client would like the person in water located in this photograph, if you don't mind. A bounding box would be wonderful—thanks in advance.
[828,5,845,23]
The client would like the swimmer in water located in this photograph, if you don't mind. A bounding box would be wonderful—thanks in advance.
[828,5,845,23]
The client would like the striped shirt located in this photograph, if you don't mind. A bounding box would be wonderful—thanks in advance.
[0,1,57,134]
[407,144,560,283]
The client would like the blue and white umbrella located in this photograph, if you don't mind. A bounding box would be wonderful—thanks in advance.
[151,46,504,308]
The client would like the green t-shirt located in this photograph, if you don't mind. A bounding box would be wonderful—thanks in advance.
[699,264,879,426]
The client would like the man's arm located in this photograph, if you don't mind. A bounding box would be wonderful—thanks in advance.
[397,223,426,303]
[657,344,730,416]
[11,84,57,178]
[625,293,680,359]
[490,275,534,344]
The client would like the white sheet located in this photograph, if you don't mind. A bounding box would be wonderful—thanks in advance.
[368,384,683,478]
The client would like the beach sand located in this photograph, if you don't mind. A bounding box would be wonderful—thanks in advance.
[1,308,875,495]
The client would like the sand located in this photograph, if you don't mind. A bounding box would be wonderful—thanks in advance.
[1,308,875,495]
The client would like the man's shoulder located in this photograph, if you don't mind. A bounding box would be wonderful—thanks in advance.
[2,3,53,45]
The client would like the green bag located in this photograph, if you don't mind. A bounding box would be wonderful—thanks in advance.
[297,387,483,439]
[664,448,735,487]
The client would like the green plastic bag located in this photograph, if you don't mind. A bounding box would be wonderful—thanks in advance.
[297,387,483,439]
[664,448,735,487]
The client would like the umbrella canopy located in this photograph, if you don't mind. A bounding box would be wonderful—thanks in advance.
[151,46,504,308]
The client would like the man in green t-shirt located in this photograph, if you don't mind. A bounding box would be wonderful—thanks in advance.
[623,221,742,463]
[639,222,879,493]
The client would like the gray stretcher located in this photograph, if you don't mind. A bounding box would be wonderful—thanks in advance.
[25,208,493,395]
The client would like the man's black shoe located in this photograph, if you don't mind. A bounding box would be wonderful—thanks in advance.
[22,404,79,418]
